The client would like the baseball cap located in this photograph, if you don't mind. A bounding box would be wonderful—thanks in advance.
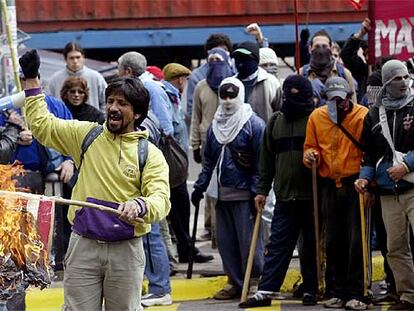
[325,77,351,100]
[232,41,260,62]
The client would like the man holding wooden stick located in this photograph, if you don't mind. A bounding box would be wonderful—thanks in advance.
[355,60,414,311]
[19,49,171,311]
[239,75,317,308]
[303,77,368,310]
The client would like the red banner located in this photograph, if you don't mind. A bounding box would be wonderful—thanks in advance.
[368,0,414,64]
[348,0,365,11]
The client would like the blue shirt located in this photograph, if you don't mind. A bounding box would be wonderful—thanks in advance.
[0,95,73,172]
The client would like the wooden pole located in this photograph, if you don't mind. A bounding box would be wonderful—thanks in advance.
[312,161,322,294]
[240,208,262,303]
[0,190,144,224]
[359,192,368,296]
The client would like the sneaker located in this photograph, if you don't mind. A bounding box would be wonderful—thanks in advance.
[372,292,399,305]
[213,284,241,300]
[238,292,271,308]
[141,293,172,307]
[324,297,345,309]
[388,300,414,310]
[302,293,317,306]
[345,299,368,310]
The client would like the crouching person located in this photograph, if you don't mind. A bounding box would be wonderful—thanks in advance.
[191,77,265,299]
[239,75,318,308]
[19,50,171,311]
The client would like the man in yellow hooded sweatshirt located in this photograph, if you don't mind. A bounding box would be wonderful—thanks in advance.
[19,50,171,311]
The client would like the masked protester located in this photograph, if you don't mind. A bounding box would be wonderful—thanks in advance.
[259,47,279,78]
[240,75,318,308]
[191,77,265,300]
[309,47,335,82]
[206,47,234,93]
[303,77,369,310]
[233,41,283,122]
[355,60,414,311]
[300,30,357,105]
[190,47,234,244]
[186,33,233,117]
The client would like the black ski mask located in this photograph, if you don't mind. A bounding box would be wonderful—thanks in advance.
[235,55,259,79]
[281,75,314,122]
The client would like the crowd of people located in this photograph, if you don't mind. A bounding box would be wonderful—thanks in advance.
[1,18,414,311]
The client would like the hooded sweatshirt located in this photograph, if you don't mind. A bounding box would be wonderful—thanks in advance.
[257,75,314,201]
[25,92,171,237]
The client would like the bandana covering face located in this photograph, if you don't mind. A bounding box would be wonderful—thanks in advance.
[309,47,334,81]
[260,63,278,77]
[212,77,253,145]
[206,47,234,93]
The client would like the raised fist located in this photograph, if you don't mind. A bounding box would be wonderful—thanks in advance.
[300,29,310,42]
[19,49,40,79]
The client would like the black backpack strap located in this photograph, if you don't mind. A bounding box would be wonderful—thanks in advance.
[137,137,153,272]
[138,137,148,182]
[78,125,104,171]
[336,123,363,150]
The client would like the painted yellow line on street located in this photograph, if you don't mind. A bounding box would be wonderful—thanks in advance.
[147,303,180,310]
[171,275,227,301]
[247,300,281,310]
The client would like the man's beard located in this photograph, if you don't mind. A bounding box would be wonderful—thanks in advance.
[107,112,127,134]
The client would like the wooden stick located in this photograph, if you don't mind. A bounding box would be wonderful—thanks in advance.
[359,192,368,297]
[312,161,323,294]
[240,208,262,303]
[0,190,144,224]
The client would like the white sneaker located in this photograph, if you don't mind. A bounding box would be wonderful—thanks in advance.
[141,293,172,307]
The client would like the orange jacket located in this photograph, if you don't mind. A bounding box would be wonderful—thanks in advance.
[303,104,368,187]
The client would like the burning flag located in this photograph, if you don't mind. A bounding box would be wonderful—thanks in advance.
[0,164,53,302]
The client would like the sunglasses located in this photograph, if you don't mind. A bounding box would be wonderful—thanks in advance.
[69,89,85,95]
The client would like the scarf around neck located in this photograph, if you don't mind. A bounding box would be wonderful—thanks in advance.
[212,103,253,145]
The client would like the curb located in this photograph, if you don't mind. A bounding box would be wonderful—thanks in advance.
[26,256,385,310]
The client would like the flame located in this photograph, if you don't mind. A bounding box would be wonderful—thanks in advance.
[0,163,51,298]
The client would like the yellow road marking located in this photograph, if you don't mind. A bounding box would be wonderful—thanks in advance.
[247,300,281,310]
[147,303,180,310]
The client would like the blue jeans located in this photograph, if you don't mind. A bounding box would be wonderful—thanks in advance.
[258,200,317,294]
[143,223,171,295]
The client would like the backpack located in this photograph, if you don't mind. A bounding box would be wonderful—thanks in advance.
[158,130,188,189]
[76,125,148,186]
